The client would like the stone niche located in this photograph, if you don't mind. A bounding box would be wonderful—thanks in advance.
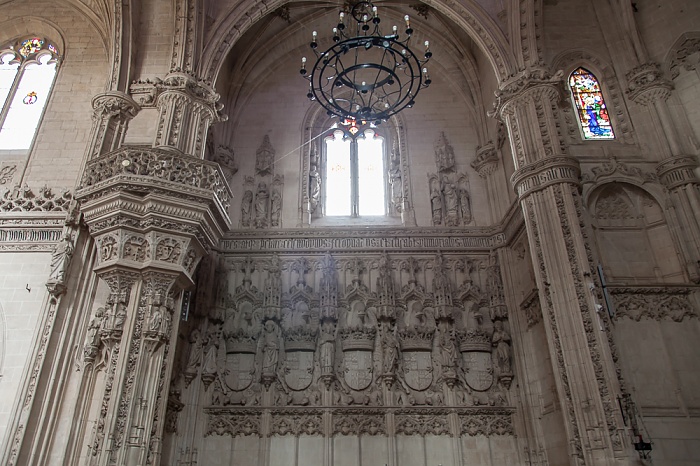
[168,248,521,466]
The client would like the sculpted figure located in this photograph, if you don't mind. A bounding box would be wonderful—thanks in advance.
[309,165,321,212]
[148,302,163,332]
[262,321,280,374]
[49,232,74,283]
[381,329,399,374]
[254,182,269,226]
[430,180,442,225]
[492,320,512,375]
[459,185,471,224]
[83,307,105,361]
[185,329,203,373]
[113,301,127,331]
[241,190,253,226]
[202,328,220,376]
[442,182,459,226]
[439,329,458,370]
[270,188,282,227]
[320,321,335,374]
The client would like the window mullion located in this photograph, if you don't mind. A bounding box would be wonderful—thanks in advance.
[0,65,24,131]
[350,138,359,217]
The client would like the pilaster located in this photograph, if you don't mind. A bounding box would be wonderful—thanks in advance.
[494,69,630,465]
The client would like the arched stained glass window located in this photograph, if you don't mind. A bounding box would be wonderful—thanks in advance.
[0,37,60,150]
[569,67,614,140]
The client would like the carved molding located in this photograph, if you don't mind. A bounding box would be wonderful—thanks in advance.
[0,186,74,213]
[491,68,563,119]
[457,408,514,436]
[667,33,700,80]
[581,156,657,185]
[609,287,698,322]
[511,155,580,198]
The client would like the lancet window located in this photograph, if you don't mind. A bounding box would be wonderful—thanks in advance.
[0,37,60,150]
[323,120,387,217]
[569,67,614,140]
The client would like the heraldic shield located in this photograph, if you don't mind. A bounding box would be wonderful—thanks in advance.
[224,352,256,392]
[284,350,315,391]
[343,350,374,391]
[403,351,433,391]
[462,351,493,392]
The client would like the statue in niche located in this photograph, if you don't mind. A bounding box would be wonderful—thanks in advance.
[430,178,443,225]
[309,162,321,213]
[113,300,127,331]
[202,327,220,376]
[459,183,472,224]
[184,329,203,374]
[438,327,458,371]
[270,187,282,227]
[381,328,399,375]
[406,301,428,331]
[492,320,512,375]
[442,181,459,226]
[241,190,253,227]
[434,131,455,173]
[319,321,335,375]
[388,145,402,213]
[254,182,269,227]
[48,231,74,283]
[262,321,280,375]
[148,302,163,332]
[83,307,104,361]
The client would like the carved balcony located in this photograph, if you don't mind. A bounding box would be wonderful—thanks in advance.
[75,147,233,284]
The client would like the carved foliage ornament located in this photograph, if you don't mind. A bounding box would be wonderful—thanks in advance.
[610,288,698,322]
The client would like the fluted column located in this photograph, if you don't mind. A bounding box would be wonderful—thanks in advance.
[154,72,227,159]
[626,63,700,281]
[494,69,630,465]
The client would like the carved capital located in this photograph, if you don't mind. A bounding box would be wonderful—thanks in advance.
[490,68,563,119]
[471,143,500,178]
[655,155,700,189]
[92,91,140,122]
[626,63,673,105]
[511,155,581,198]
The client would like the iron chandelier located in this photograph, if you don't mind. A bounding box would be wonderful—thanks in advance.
[300,0,432,123]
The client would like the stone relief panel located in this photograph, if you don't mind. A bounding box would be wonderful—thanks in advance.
[428,132,473,226]
[178,250,516,439]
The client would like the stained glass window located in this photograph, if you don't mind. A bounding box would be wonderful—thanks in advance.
[0,37,59,150]
[569,67,614,140]
[324,126,386,217]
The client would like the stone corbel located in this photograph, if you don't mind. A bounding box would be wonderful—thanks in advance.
[471,142,500,178]
[626,63,673,106]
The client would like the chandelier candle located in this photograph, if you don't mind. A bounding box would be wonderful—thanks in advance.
[300,0,432,124]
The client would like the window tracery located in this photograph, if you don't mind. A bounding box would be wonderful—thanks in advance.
[0,36,60,150]
[568,67,614,140]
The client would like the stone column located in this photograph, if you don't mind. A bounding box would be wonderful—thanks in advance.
[154,72,226,159]
[494,69,629,465]
[626,63,700,282]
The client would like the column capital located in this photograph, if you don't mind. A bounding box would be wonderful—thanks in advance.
[656,155,700,189]
[626,62,674,106]
[471,142,500,178]
[511,155,580,199]
[490,68,564,119]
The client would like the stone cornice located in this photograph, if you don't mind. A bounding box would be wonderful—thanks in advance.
[511,156,581,199]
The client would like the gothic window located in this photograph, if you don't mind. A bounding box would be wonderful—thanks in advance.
[0,37,60,150]
[568,67,614,140]
[323,121,386,217]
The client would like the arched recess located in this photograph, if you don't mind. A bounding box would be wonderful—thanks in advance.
[298,102,414,227]
[550,49,635,145]
[0,17,66,57]
[198,0,516,87]
[587,182,684,284]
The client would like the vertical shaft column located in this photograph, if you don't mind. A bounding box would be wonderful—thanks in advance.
[626,63,700,282]
[494,69,629,465]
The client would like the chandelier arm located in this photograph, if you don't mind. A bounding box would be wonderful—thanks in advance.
[366,46,390,114]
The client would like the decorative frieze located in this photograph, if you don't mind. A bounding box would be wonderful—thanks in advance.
[609,287,698,322]
[458,408,514,436]
[655,155,700,190]
[511,155,580,198]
